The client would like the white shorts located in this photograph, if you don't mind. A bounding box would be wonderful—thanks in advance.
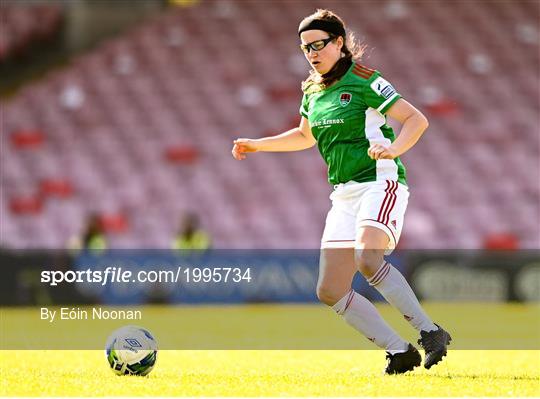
[321,180,409,254]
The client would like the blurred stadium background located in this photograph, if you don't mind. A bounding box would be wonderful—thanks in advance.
[0,0,539,303]
[1,2,539,396]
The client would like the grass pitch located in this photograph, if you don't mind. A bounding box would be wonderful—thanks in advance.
[1,303,539,396]
[1,350,539,396]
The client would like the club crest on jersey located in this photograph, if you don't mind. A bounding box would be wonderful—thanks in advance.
[339,92,352,107]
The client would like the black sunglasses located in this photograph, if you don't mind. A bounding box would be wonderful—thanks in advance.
[300,37,334,54]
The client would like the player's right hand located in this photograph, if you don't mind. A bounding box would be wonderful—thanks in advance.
[232,139,258,160]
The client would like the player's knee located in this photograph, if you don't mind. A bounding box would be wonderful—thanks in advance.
[316,283,342,306]
[354,249,383,278]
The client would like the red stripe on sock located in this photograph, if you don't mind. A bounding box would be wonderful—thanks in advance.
[343,290,355,312]
[377,263,391,284]
[369,262,389,285]
[371,263,391,286]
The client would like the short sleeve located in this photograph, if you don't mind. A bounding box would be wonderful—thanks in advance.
[299,93,309,118]
[363,74,401,114]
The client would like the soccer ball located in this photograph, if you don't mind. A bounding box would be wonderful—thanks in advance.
[105,325,158,376]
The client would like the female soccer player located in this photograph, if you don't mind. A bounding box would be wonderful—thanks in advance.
[232,9,451,374]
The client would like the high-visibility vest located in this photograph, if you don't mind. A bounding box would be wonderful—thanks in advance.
[172,230,211,250]
[68,234,107,252]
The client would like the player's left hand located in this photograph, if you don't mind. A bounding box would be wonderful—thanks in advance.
[367,144,398,160]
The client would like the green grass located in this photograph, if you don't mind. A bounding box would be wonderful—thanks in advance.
[1,350,539,396]
[1,303,539,396]
[3,303,539,349]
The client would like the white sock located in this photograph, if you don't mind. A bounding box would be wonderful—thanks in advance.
[332,290,409,354]
[368,262,437,332]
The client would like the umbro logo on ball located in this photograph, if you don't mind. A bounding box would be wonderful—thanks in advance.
[124,338,142,348]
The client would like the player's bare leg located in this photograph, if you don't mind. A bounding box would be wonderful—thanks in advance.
[317,248,357,306]
[318,248,418,374]
[355,226,451,369]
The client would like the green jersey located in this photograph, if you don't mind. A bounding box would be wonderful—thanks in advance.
[300,62,407,185]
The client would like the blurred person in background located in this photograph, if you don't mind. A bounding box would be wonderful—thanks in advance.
[172,212,211,251]
[67,214,107,252]
[232,9,451,374]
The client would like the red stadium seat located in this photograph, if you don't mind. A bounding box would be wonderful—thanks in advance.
[9,195,43,215]
[10,129,45,149]
[39,179,75,199]
[164,145,200,164]
[483,233,520,250]
[98,214,129,234]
